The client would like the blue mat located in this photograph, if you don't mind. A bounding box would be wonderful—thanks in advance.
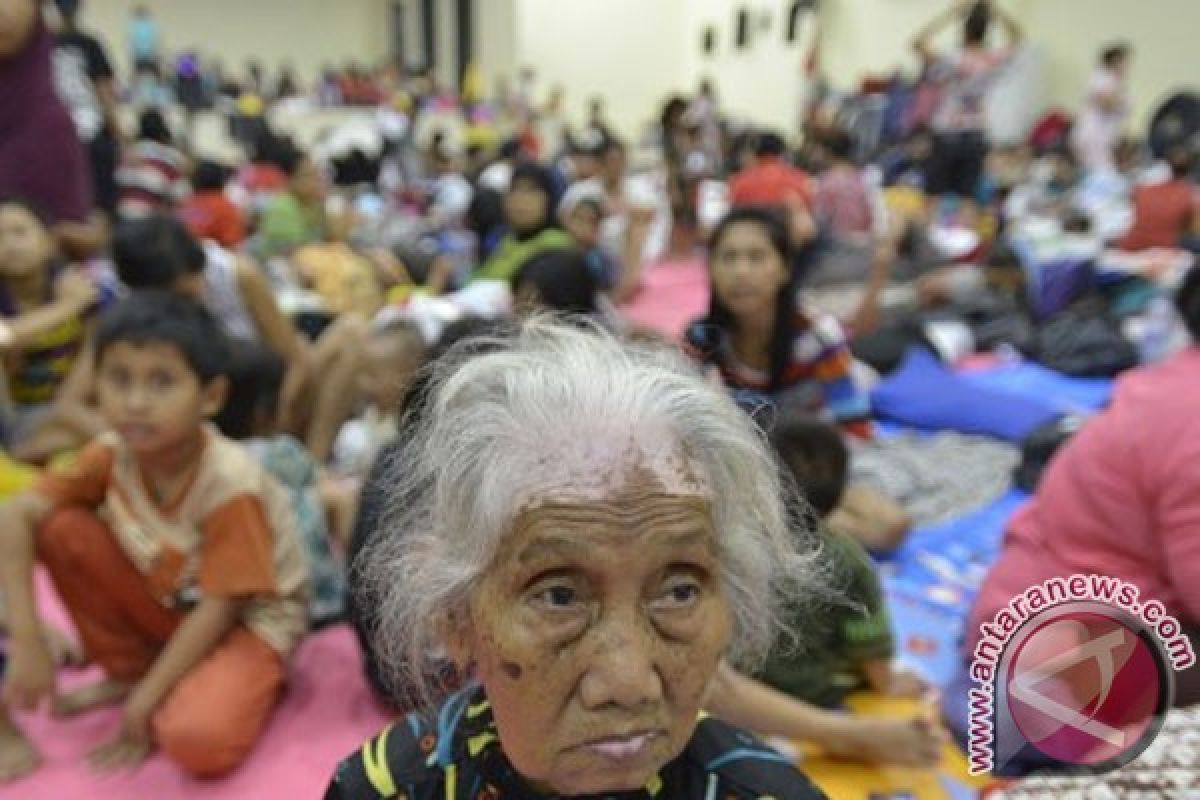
[881,491,1028,687]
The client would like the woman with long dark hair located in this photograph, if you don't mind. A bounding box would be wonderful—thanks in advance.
[686,206,909,551]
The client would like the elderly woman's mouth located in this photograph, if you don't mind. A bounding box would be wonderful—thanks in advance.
[576,730,664,761]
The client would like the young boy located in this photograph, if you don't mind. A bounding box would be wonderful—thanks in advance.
[707,414,944,767]
[0,291,309,779]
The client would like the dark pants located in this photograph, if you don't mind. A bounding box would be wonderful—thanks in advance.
[926,131,988,199]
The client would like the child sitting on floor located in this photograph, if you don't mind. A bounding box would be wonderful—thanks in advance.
[0,198,107,462]
[0,291,309,779]
[180,160,246,249]
[214,344,346,626]
[116,109,189,220]
[707,414,944,767]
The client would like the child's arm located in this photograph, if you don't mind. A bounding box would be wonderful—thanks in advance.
[1,271,98,354]
[0,492,58,710]
[13,337,108,463]
[125,597,241,729]
[862,658,930,698]
[235,256,313,430]
[88,596,242,771]
[707,662,943,766]
[612,207,654,304]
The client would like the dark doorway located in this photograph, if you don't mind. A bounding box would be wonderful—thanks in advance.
[390,1,406,69]
[420,0,436,72]
[456,0,474,91]
[735,8,751,50]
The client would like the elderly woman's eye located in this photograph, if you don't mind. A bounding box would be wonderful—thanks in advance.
[655,578,703,609]
[534,585,579,608]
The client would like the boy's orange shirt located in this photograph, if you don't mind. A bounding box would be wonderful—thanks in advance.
[35,426,310,657]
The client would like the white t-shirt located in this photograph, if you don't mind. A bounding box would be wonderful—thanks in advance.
[1075,67,1128,147]
[932,48,1013,134]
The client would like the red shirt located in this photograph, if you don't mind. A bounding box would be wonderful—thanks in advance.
[181,191,247,248]
[1118,179,1197,252]
[729,156,814,209]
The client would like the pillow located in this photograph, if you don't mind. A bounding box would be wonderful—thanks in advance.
[869,348,1060,442]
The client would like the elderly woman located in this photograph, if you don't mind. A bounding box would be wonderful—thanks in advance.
[326,318,826,798]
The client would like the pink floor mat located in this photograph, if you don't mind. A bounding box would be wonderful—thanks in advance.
[619,258,709,340]
[5,575,390,800]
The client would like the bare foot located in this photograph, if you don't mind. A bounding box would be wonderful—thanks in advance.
[827,715,945,767]
[0,715,40,782]
[52,679,133,719]
[87,730,152,773]
[42,623,86,668]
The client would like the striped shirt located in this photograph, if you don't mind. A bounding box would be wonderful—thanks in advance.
[701,302,872,437]
[116,140,188,218]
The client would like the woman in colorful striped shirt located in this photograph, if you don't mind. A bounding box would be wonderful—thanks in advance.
[686,206,910,551]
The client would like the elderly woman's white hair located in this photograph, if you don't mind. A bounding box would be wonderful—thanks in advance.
[356,315,820,706]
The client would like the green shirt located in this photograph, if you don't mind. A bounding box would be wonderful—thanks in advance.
[757,527,894,708]
[256,193,324,261]
[470,228,573,284]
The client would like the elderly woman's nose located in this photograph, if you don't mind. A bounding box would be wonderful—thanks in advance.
[578,616,665,711]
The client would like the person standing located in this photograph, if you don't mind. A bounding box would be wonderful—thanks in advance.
[0,0,103,259]
[913,0,1022,201]
[1071,43,1132,175]
[51,0,121,217]
[126,4,158,79]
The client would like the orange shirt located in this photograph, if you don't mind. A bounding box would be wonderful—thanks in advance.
[729,156,814,209]
[36,426,309,656]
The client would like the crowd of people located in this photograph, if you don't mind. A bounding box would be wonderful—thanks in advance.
[1,0,1199,795]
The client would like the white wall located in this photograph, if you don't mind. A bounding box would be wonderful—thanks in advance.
[82,0,391,85]
[1020,0,1200,130]
[680,0,818,133]
[80,0,1200,139]
[473,0,517,98]
[511,0,687,139]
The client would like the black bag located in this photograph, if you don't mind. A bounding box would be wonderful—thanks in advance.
[1013,414,1087,492]
[1030,301,1139,377]
[947,292,1036,354]
[850,317,937,375]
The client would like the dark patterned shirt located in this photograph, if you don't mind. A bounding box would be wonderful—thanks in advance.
[325,687,827,799]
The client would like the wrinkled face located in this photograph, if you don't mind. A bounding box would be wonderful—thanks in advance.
[709,221,789,320]
[505,178,549,234]
[450,453,731,795]
[96,342,225,458]
[0,205,55,281]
